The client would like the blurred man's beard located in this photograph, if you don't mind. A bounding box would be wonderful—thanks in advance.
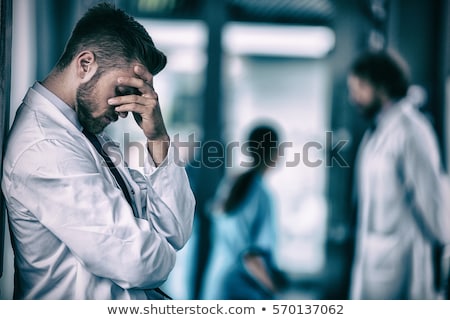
[359,96,382,120]
[76,77,117,134]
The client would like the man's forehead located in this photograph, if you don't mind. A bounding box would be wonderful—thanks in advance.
[109,66,136,77]
[103,61,142,76]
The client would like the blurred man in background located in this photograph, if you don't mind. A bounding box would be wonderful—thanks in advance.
[347,49,450,299]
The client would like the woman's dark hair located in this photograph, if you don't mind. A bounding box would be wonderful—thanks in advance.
[223,125,279,213]
[56,2,166,75]
[349,49,410,99]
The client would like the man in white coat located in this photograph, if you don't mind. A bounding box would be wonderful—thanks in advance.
[1,3,195,299]
[347,49,450,299]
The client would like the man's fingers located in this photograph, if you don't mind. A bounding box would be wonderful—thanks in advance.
[117,76,145,90]
[113,102,146,113]
[108,94,155,106]
[117,75,156,97]
[134,64,153,84]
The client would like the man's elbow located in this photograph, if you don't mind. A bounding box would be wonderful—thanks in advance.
[173,193,196,250]
[113,243,177,290]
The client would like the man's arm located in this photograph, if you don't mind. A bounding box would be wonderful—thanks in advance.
[403,120,450,244]
[7,138,180,290]
[106,64,196,249]
[128,142,196,250]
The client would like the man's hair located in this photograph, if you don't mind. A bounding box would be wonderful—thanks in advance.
[349,49,410,99]
[56,2,166,75]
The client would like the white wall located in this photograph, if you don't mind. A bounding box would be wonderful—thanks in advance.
[0,0,36,299]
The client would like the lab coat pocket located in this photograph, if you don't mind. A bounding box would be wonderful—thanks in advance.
[363,233,411,299]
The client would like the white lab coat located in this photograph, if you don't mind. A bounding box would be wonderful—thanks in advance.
[350,99,450,299]
[1,84,195,299]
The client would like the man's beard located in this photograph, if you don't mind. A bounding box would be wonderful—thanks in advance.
[76,76,118,134]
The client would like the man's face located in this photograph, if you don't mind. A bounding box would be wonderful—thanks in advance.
[76,67,139,134]
[347,74,383,119]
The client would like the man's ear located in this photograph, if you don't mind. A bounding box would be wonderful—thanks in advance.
[76,51,98,83]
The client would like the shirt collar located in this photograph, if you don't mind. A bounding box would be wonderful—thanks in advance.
[371,99,402,132]
[32,81,83,131]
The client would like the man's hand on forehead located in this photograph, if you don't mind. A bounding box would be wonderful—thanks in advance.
[115,85,140,97]
[107,64,168,144]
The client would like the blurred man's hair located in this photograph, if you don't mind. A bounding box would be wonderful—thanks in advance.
[350,49,410,99]
[56,2,166,75]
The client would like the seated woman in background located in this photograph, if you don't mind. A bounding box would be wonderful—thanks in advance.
[201,124,286,300]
